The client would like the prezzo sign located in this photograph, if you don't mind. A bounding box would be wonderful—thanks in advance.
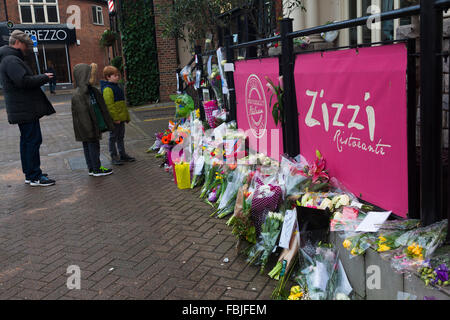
[294,44,408,217]
[23,29,68,42]
[234,58,284,161]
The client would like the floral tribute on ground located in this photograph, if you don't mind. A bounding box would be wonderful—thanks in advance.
[148,91,449,300]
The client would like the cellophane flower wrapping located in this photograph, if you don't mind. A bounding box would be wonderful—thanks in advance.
[250,173,283,237]
[215,167,248,218]
[278,155,306,198]
[226,183,257,244]
[381,220,448,274]
[340,232,377,258]
[296,241,352,300]
[203,100,218,128]
[245,212,284,270]
[394,219,448,259]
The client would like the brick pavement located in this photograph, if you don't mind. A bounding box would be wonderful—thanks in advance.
[0,97,277,300]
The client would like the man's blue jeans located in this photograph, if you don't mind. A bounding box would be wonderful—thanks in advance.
[18,120,43,181]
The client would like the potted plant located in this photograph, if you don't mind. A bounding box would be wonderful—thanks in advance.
[99,30,118,47]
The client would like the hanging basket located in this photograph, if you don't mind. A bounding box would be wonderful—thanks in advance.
[100,30,118,47]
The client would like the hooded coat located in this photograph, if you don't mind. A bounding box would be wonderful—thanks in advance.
[100,80,130,122]
[71,64,114,142]
[0,45,55,124]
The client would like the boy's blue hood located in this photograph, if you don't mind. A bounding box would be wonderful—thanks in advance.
[100,80,125,102]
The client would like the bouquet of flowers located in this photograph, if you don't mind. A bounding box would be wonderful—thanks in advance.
[342,232,377,258]
[214,167,248,219]
[296,244,352,300]
[226,183,257,245]
[330,206,365,232]
[250,175,283,237]
[200,163,220,199]
[386,220,448,273]
[245,211,284,274]
[375,230,405,253]
[279,155,307,199]
[269,227,300,299]
[298,150,331,192]
[417,263,449,287]
[394,219,448,259]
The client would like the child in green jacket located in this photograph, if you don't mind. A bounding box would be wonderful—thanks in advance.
[101,66,135,165]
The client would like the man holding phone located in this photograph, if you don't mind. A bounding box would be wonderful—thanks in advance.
[0,30,56,186]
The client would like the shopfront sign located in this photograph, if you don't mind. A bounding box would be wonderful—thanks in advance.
[294,44,408,217]
[0,23,77,45]
[234,58,284,161]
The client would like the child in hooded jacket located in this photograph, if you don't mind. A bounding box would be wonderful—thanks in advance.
[71,63,115,177]
[101,66,135,165]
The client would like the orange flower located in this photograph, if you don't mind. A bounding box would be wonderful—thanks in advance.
[161,136,170,144]
[175,137,184,145]
[228,164,237,170]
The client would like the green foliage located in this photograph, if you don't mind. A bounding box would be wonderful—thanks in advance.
[99,29,118,47]
[111,56,123,74]
[119,0,159,106]
[157,1,303,47]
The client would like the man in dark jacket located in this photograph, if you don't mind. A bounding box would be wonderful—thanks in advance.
[0,30,56,186]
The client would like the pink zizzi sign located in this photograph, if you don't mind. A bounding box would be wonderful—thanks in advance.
[294,44,408,217]
[234,58,284,161]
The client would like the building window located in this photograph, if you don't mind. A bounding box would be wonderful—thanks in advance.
[92,6,104,25]
[349,0,418,45]
[19,0,60,24]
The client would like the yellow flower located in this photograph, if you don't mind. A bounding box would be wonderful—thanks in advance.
[290,286,301,295]
[287,292,303,300]
[378,236,387,243]
[350,248,358,256]
[377,244,391,252]
[343,239,351,249]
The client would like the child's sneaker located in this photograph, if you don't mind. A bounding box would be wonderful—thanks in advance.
[29,175,56,187]
[120,154,136,162]
[25,173,48,184]
[111,155,123,166]
[92,166,113,177]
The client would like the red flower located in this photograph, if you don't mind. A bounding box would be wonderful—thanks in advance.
[274,42,279,48]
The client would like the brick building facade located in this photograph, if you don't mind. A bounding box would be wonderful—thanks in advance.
[0,0,112,88]
[152,0,177,102]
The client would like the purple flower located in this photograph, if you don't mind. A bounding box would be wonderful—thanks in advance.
[435,264,449,283]
[424,296,437,300]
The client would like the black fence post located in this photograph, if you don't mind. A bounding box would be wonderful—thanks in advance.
[419,0,443,226]
[194,45,206,121]
[407,38,419,220]
[225,35,237,122]
[280,18,300,157]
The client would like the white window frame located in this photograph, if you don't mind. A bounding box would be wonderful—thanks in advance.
[354,0,401,44]
[92,5,104,26]
[18,0,60,24]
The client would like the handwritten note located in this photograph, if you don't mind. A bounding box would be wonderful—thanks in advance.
[355,211,391,233]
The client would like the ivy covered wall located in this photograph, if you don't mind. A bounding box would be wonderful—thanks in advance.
[120,0,159,106]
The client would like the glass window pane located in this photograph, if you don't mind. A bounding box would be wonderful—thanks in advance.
[19,0,31,3]
[47,5,58,22]
[92,6,98,24]
[46,0,57,3]
[34,0,44,3]
[34,5,46,23]
[20,5,33,23]
[98,8,103,25]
